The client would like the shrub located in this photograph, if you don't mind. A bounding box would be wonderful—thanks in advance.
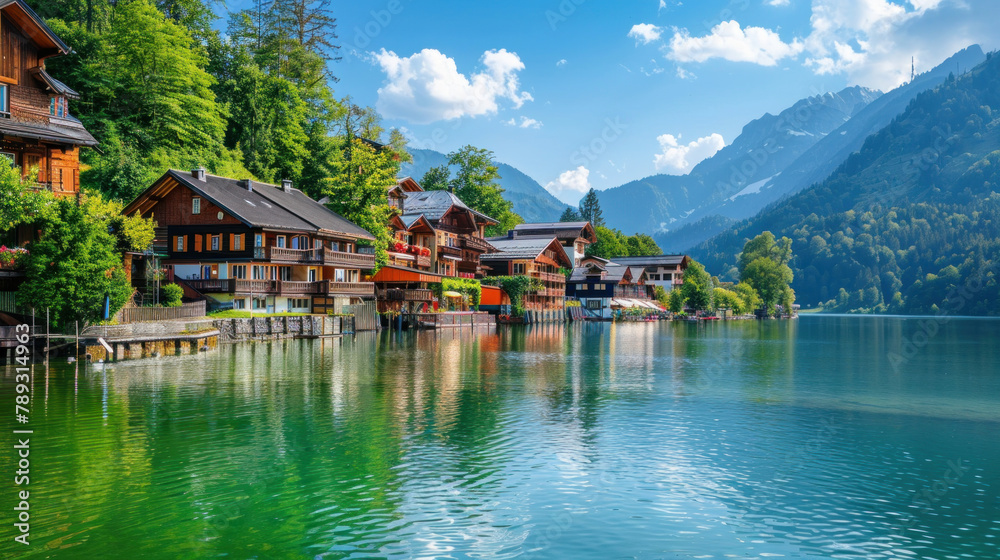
[162,283,184,307]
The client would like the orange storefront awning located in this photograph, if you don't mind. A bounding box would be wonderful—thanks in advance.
[372,265,445,284]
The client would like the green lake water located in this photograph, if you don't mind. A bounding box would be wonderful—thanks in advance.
[2,316,999,559]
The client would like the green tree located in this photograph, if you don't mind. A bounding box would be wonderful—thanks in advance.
[738,232,795,315]
[559,207,581,222]
[586,226,627,259]
[626,233,662,256]
[420,165,451,191]
[0,163,49,230]
[578,188,604,227]
[681,260,713,311]
[668,288,685,313]
[447,146,521,236]
[734,282,762,314]
[18,195,149,328]
[323,138,399,271]
[653,285,669,307]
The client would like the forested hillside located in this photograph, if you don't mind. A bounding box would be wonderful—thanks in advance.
[694,53,1000,315]
[35,0,407,203]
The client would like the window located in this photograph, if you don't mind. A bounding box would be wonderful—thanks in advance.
[289,298,309,309]
[308,269,316,282]
[276,236,286,248]
[49,96,67,118]
[232,234,243,251]
[587,300,601,310]
[254,234,263,247]
[232,265,247,279]
[279,267,291,281]
[252,265,266,280]
[513,263,526,274]
[211,235,220,251]
[233,298,246,309]
[192,197,201,215]
[0,85,9,116]
[335,269,345,282]
[252,297,267,310]
[649,274,660,281]
[314,239,322,249]
[175,236,185,251]
[329,241,340,252]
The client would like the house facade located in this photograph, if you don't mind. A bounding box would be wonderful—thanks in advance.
[605,255,690,292]
[509,221,596,266]
[482,235,572,311]
[0,0,97,198]
[123,169,377,314]
[373,177,498,312]
[566,256,655,320]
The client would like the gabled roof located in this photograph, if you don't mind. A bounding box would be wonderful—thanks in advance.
[513,221,596,243]
[481,236,572,267]
[30,68,79,99]
[0,0,71,56]
[124,170,375,240]
[570,263,634,283]
[402,190,497,225]
[0,116,97,146]
[396,177,424,192]
[607,255,690,267]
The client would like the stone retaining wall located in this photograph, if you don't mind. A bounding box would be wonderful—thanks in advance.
[214,315,352,342]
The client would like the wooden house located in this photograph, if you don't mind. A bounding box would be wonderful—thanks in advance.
[567,257,656,319]
[123,168,377,313]
[0,0,96,197]
[509,221,597,266]
[481,235,572,311]
[606,255,689,292]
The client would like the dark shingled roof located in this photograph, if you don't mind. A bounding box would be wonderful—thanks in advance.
[569,264,632,283]
[402,190,497,224]
[30,68,79,98]
[607,255,688,267]
[481,237,560,261]
[166,170,374,239]
[0,0,71,54]
[0,117,97,146]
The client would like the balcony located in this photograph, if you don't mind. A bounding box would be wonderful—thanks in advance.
[535,288,566,297]
[378,288,434,302]
[323,248,376,269]
[461,236,494,253]
[530,270,565,283]
[266,247,317,263]
[438,244,462,258]
[322,281,375,296]
[182,279,374,297]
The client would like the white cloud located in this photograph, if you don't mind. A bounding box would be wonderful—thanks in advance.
[373,48,533,124]
[768,0,791,6]
[675,66,695,79]
[556,59,567,66]
[505,116,543,129]
[668,20,804,66]
[545,166,592,202]
[653,133,725,174]
[629,23,663,45]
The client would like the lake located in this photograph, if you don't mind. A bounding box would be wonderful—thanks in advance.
[3,316,999,559]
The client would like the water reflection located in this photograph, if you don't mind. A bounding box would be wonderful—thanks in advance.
[1,317,998,559]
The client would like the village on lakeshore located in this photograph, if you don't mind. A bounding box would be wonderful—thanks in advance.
[0,1,797,362]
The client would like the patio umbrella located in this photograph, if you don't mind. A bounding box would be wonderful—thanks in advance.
[442,291,463,298]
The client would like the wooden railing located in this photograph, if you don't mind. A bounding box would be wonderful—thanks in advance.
[323,249,376,269]
[461,236,494,252]
[184,279,238,293]
[116,301,207,323]
[531,271,565,283]
[412,311,495,328]
[378,288,433,301]
[535,288,566,297]
[614,287,651,298]
[279,281,319,295]
[438,245,462,257]
[268,247,317,263]
[323,281,375,296]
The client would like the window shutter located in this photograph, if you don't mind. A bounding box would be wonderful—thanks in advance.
[229,233,235,251]
[195,234,203,252]
[239,234,245,251]
[172,236,179,252]
[184,235,189,252]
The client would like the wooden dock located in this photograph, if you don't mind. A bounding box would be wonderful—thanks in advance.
[412,312,495,329]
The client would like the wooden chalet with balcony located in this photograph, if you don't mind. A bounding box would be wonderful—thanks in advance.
[372,177,498,313]
[123,168,377,314]
[606,255,689,292]
[481,235,573,311]
[0,0,96,198]
[567,257,656,320]
[508,221,597,266]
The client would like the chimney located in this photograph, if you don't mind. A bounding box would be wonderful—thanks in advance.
[239,179,253,192]
[448,185,454,193]
[507,229,515,239]
[191,166,206,182]
[281,179,293,193]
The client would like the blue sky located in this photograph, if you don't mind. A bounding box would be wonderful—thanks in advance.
[226,0,998,205]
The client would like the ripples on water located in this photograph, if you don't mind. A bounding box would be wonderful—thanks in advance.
[2,316,999,559]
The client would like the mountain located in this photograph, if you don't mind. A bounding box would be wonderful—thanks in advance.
[401,148,570,223]
[598,85,882,235]
[692,50,1000,316]
[615,46,987,251]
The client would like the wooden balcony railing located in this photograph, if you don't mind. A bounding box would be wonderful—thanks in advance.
[323,248,376,269]
[378,288,433,302]
[461,236,494,253]
[438,244,462,257]
[530,270,565,283]
[268,247,317,263]
[322,281,375,296]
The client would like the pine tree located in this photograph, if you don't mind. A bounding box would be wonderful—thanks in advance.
[559,207,581,222]
[578,188,605,227]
